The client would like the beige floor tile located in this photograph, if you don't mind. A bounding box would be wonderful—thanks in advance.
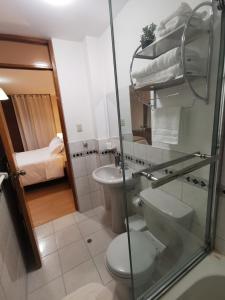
[28,277,66,300]
[55,224,82,249]
[93,252,112,285]
[38,235,57,258]
[27,252,62,293]
[58,240,90,273]
[63,260,102,294]
[53,214,75,232]
[78,216,103,237]
[106,280,130,300]
[85,228,116,257]
[73,209,97,223]
[35,222,54,240]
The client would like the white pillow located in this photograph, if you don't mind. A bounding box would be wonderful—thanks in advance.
[49,137,61,148]
[49,137,64,154]
[50,143,64,155]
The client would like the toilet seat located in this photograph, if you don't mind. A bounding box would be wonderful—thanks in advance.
[106,231,157,281]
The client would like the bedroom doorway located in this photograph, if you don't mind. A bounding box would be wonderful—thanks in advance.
[0,36,78,234]
[0,68,76,226]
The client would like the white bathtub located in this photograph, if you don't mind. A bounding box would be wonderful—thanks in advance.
[161,252,225,300]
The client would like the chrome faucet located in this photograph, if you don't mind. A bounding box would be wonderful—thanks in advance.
[114,154,121,167]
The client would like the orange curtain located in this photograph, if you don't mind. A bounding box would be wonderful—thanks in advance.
[12,94,56,151]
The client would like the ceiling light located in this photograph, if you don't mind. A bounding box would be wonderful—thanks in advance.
[43,0,74,6]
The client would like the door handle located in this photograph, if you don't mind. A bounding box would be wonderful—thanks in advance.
[11,170,26,179]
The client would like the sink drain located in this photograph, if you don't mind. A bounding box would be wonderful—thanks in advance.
[87,238,92,244]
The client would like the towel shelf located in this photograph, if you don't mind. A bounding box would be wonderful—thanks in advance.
[130,2,213,104]
[135,24,207,60]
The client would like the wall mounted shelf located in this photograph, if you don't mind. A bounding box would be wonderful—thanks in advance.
[130,2,213,105]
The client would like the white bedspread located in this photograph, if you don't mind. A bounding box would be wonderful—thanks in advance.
[15,147,65,186]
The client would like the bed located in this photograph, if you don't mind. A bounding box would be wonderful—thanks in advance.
[15,147,66,186]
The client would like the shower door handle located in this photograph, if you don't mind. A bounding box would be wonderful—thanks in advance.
[150,156,216,189]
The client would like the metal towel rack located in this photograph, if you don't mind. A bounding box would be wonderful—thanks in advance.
[132,152,216,189]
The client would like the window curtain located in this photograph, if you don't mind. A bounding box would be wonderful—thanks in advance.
[11,94,57,151]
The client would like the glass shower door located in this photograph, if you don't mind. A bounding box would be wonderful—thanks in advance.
[109,0,223,299]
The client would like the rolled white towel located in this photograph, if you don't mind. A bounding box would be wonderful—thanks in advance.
[135,60,201,89]
[158,2,192,32]
[132,47,199,80]
[157,12,206,38]
[135,64,182,88]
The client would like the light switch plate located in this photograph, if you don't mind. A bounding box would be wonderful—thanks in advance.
[76,124,83,132]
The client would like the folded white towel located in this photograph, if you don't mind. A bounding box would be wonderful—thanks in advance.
[157,2,192,32]
[134,58,201,89]
[132,47,199,80]
[156,1,207,38]
[157,13,205,38]
[135,64,181,88]
[152,106,181,144]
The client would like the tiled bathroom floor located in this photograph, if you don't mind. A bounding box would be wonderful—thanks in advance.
[28,206,129,300]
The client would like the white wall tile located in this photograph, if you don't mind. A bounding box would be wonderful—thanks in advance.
[88,175,100,192]
[215,236,225,256]
[133,143,146,160]
[78,194,93,212]
[75,177,90,197]
[72,157,87,178]
[86,155,99,175]
[216,196,225,240]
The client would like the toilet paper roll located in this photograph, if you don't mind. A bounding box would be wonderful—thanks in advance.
[132,196,142,208]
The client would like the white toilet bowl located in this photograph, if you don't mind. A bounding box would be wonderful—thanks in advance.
[106,231,158,288]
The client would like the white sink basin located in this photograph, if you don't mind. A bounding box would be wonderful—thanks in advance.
[92,164,133,187]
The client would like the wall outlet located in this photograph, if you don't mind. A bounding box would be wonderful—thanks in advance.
[76,124,83,132]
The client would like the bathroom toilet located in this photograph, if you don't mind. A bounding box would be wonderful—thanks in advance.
[106,231,158,288]
[105,188,194,290]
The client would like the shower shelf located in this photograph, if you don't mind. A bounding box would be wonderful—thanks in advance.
[133,74,206,92]
[135,24,207,60]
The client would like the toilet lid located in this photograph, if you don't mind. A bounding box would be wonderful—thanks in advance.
[106,231,157,279]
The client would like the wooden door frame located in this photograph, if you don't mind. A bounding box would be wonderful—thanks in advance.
[0,33,79,210]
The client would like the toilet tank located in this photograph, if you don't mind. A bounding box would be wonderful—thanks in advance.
[140,188,193,246]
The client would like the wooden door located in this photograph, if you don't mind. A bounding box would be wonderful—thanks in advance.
[0,103,41,269]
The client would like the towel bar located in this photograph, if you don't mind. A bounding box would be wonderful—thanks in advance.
[132,151,207,178]
[132,153,216,189]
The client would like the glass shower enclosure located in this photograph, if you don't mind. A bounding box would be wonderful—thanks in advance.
[108,0,225,299]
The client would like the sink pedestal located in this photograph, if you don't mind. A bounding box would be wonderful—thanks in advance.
[92,164,134,234]
[103,186,125,234]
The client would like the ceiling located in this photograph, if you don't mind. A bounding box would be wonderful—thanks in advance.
[0,0,128,41]
[0,69,55,95]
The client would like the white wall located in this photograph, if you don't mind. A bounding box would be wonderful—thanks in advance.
[52,38,95,143]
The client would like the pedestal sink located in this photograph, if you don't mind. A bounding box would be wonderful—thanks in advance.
[92,164,134,233]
